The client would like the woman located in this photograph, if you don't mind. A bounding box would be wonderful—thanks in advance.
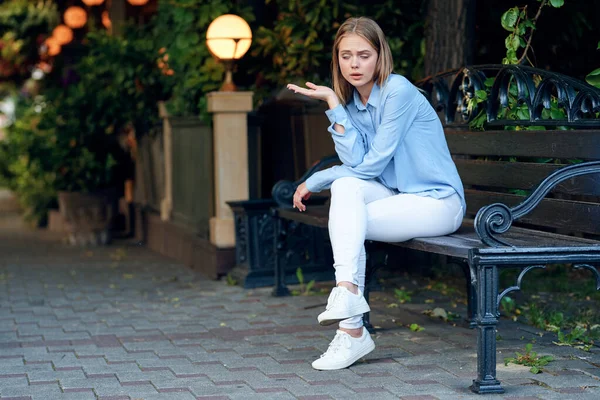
[287,17,466,371]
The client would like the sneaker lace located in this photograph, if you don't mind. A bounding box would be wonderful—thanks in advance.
[320,332,351,358]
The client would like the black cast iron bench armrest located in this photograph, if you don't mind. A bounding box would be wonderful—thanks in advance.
[475,160,600,247]
[271,154,340,208]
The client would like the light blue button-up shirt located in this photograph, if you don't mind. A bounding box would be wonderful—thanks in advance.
[305,74,466,213]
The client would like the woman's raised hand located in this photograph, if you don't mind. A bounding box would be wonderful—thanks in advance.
[287,82,339,108]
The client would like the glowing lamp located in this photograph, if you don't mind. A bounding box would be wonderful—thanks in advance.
[52,25,73,45]
[206,14,252,91]
[127,0,149,5]
[81,0,105,5]
[45,37,61,57]
[101,11,111,30]
[64,6,87,29]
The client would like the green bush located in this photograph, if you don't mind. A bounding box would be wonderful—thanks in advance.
[1,25,170,224]
[0,0,58,82]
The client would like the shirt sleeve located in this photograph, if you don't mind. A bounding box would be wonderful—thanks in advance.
[306,84,420,193]
[325,105,366,167]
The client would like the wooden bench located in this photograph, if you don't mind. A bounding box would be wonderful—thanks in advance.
[269,65,600,394]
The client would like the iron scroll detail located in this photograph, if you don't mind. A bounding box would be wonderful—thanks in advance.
[573,264,600,290]
[416,64,600,128]
[271,180,295,208]
[474,203,514,248]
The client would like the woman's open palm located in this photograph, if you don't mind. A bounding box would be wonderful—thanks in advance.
[287,82,335,102]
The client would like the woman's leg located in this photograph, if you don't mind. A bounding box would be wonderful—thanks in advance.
[364,192,463,243]
[326,177,395,331]
[312,178,392,371]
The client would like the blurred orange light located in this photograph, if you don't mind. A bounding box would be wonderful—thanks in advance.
[64,6,87,29]
[127,0,149,5]
[45,37,61,57]
[52,25,73,45]
[101,11,112,30]
[82,0,105,5]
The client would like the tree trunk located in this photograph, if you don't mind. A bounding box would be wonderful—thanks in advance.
[424,0,475,77]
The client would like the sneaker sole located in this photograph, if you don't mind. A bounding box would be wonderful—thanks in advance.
[317,305,371,326]
[311,341,375,370]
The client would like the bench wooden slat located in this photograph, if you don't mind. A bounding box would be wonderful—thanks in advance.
[456,160,600,196]
[277,208,600,259]
[285,190,600,237]
[465,190,600,235]
[403,223,599,259]
[278,206,329,228]
[446,129,600,159]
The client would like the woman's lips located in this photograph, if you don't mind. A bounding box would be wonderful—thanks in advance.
[350,74,363,79]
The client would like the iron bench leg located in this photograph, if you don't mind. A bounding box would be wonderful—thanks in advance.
[470,261,504,394]
[451,257,477,328]
[271,211,290,297]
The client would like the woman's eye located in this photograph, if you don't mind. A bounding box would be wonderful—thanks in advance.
[342,56,351,60]
[360,55,369,59]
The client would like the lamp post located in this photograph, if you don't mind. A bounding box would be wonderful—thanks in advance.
[206,14,252,91]
[205,14,254,249]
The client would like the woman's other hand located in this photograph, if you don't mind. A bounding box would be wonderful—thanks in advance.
[287,82,340,109]
[292,182,312,212]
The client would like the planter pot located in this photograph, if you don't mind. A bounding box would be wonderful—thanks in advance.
[57,188,117,246]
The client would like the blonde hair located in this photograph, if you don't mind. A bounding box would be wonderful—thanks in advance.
[331,17,394,105]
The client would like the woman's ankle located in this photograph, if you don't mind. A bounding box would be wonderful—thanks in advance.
[337,281,359,295]
[339,326,363,338]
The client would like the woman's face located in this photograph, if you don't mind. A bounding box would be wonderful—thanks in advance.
[338,33,378,91]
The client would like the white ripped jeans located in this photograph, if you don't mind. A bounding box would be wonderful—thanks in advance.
[328,177,464,330]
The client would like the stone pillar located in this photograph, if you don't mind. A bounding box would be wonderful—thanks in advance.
[207,91,253,248]
[157,102,172,222]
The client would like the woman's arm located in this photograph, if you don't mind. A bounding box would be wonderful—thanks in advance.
[325,105,367,167]
[306,83,420,193]
[287,82,366,167]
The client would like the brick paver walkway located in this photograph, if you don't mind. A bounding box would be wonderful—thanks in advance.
[1,220,599,399]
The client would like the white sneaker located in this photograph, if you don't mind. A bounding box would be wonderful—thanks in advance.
[312,328,375,370]
[317,286,370,326]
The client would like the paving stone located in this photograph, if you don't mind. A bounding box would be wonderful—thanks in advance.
[2,229,600,400]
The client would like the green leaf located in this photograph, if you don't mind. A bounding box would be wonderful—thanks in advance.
[296,267,304,285]
[586,68,600,88]
[549,0,564,8]
[305,280,315,294]
[551,108,566,119]
[475,90,488,101]
[530,366,540,374]
[501,8,519,31]
[511,35,521,51]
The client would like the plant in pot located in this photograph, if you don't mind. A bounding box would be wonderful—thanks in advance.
[2,26,172,244]
[51,27,170,245]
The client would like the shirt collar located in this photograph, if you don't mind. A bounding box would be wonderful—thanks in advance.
[353,82,380,111]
